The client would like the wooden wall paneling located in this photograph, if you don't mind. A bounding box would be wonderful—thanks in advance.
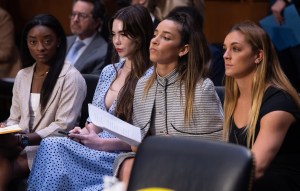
[17,0,72,34]
[6,0,73,45]
[48,0,73,35]
[204,1,270,43]
[3,0,270,47]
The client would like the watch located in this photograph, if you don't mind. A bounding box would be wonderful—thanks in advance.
[19,134,29,148]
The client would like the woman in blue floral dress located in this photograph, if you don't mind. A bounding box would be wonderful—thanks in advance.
[27,5,153,191]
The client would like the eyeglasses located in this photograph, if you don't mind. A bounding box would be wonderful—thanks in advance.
[69,12,92,21]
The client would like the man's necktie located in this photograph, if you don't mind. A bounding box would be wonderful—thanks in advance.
[67,40,85,65]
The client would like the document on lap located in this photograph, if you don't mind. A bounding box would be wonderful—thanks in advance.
[0,124,22,134]
[88,104,142,146]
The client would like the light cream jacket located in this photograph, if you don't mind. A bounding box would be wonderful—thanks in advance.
[5,62,86,168]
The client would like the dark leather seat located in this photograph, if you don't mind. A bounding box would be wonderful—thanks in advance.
[128,136,254,191]
[0,79,14,121]
[215,86,225,106]
[80,74,99,127]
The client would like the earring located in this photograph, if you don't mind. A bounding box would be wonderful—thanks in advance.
[255,59,260,64]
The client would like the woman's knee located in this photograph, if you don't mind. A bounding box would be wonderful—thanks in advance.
[118,158,135,182]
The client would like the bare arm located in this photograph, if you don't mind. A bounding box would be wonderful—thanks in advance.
[251,110,295,179]
[69,124,131,151]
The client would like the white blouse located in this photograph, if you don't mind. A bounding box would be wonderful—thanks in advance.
[29,93,40,129]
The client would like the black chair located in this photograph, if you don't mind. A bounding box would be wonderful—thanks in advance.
[0,79,14,121]
[128,136,254,191]
[7,178,28,191]
[215,86,225,106]
[209,43,225,87]
[80,74,99,127]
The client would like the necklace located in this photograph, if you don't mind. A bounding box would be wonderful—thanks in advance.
[33,71,48,78]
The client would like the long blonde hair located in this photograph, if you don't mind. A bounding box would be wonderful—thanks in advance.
[223,21,300,148]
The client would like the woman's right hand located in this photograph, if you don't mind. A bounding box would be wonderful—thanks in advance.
[0,123,6,128]
[68,126,88,143]
[271,0,287,25]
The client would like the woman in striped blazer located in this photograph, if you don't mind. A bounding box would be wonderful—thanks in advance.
[115,11,224,188]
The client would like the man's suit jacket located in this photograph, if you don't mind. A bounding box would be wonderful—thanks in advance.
[67,32,108,75]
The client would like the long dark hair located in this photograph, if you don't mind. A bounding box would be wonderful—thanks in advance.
[145,12,211,125]
[108,5,153,123]
[20,14,67,111]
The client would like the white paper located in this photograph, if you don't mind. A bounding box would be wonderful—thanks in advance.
[0,124,22,134]
[88,104,141,146]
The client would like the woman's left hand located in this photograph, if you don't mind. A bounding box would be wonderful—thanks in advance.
[68,125,102,150]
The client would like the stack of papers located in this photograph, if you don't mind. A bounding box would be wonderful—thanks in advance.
[88,104,142,146]
[0,125,22,134]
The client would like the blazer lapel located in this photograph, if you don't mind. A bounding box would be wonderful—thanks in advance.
[22,66,34,128]
[32,64,70,131]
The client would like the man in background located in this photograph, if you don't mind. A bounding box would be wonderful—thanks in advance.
[66,0,108,75]
[0,6,20,78]
[269,0,300,92]
[0,6,20,122]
